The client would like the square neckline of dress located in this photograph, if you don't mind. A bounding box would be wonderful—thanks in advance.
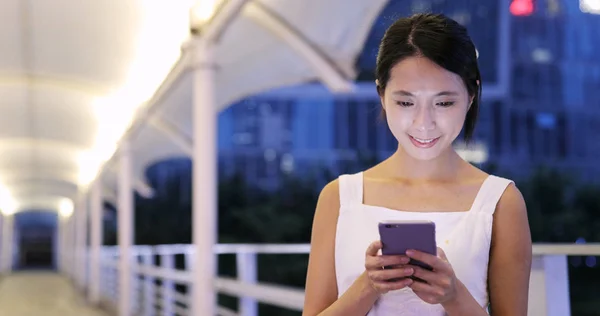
[356,171,493,214]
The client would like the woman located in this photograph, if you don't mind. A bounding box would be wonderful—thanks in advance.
[303,13,532,316]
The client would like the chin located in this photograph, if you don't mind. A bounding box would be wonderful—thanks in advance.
[405,149,444,161]
[399,140,449,161]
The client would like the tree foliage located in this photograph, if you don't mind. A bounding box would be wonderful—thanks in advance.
[103,161,600,315]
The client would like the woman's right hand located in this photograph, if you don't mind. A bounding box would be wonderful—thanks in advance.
[364,240,414,294]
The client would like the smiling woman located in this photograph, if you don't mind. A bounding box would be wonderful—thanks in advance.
[303,13,532,316]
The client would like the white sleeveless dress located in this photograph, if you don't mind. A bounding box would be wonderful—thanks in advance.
[334,172,513,315]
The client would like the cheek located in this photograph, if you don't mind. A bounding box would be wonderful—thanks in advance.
[385,110,412,130]
[436,112,465,128]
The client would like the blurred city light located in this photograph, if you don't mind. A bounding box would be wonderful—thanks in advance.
[580,0,600,14]
[585,256,597,268]
[454,142,488,164]
[510,0,534,16]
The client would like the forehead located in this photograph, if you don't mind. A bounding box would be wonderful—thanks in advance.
[387,56,466,92]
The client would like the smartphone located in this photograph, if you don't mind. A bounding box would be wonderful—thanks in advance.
[378,220,437,272]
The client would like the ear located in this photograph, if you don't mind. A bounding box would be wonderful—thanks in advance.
[375,79,386,110]
[468,80,480,110]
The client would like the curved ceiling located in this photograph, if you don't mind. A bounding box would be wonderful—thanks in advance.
[0,0,195,213]
[0,0,387,214]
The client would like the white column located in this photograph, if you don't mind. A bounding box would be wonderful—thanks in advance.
[89,178,103,304]
[74,198,81,283]
[1,214,14,273]
[68,214,76,279]
[56,216,63,270]
[118,140,134,316]
[191,37,218,316]
[60,215,70,273]
[76,194,89,289]
[528,255,571,316]
[63,215,71,276]
[12,223,19,269]
[0,214,3,272]
[237,252,258,316]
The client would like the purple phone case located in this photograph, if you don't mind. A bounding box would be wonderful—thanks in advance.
[378,221,437,270]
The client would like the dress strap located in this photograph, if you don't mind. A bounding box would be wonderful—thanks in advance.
[338,172,364,208]
[470,175,514,215]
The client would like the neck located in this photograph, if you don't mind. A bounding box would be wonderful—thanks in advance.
[385,146,463,183]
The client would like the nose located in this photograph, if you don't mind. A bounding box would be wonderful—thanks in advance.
[413,105,436,131]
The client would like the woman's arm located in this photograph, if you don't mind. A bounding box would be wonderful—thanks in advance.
[302,180,380,316]
[487,183,532,315]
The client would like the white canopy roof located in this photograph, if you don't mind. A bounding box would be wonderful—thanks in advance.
[0,0,388,213]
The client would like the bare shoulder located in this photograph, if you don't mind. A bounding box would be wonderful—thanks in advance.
[492,180,530,250]
[317,178,341,213]
[495,181,528,220]
[488,181,532,316]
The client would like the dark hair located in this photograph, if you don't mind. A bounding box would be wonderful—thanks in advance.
[375,13,481,142]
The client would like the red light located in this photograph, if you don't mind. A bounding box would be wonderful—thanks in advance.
[510,0,534,16]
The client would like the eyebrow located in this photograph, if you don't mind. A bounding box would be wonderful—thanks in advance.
[392,90,459,97]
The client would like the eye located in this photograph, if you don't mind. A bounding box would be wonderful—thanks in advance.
[396,101,413,107]
[436,101,455,107]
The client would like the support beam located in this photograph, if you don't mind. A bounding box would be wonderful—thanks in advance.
[118,140,134,316]
[246,2,354,93]
[106,164,155,198]
[200,0,250,44]
[148,116,193,156]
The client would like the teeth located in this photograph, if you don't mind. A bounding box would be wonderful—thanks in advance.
[414,137,435,143]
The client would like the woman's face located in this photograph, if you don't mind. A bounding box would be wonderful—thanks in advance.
[380,56,472,161]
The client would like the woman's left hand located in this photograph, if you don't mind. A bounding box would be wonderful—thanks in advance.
[405,247,459,305]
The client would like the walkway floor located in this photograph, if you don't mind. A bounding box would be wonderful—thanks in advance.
[0,272,109,316]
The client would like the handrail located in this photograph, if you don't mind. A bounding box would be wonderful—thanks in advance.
[97,242,600,316]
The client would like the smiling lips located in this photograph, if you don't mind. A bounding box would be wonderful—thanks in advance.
[409,135,440,148]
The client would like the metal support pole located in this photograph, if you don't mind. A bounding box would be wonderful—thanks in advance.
[89,179,103,304]
[118,139,134,316]
[191,37,218,316]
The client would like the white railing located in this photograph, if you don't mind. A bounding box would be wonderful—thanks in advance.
[97,243,600,316]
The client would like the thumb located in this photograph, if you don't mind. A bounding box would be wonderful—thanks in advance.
[437,247,448,261]
[365,240,382,256]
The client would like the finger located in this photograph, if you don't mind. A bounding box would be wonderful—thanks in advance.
[406,249,446,271]
[374,277,413,293]
[365,255,410,270]
[365,241,382,256]
[437,247,448,261]
[369,266,414,282]
[409,265,438,284]
[409,278,439,296]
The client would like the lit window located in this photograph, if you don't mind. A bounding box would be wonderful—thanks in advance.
[580,0,600,14]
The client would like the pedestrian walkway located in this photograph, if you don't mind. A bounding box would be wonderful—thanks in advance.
[0,272,109,316]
